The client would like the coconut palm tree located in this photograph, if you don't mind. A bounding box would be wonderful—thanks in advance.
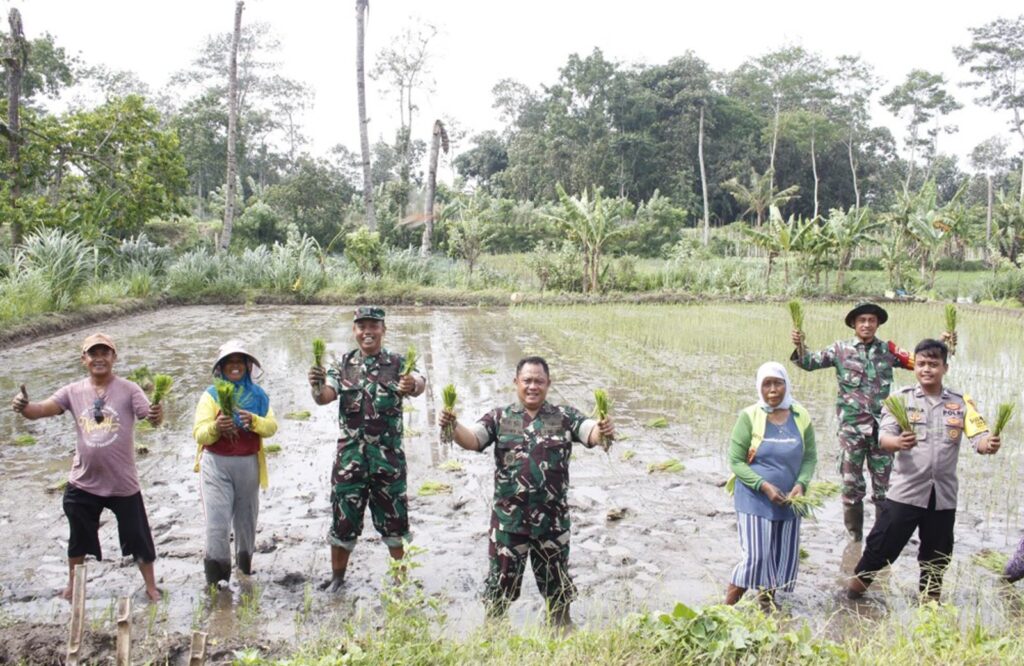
[721,168,800,227]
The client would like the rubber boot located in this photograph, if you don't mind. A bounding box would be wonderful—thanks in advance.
[844,502,864,542]
[204,558,231,586]
[237,551,253,576]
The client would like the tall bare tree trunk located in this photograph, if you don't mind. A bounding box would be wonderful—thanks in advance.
[847,127,860,211]
[810,131,819,220]
[986,173,993,254]
[356,0,376,230]
[5,9,28,247]
[420,120,448,257]
[698,104,710,246]
[219,1,244,252]
[1016,112,1024,203]
[769,96,780,192]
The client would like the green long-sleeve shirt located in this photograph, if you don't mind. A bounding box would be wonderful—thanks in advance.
[727,404,817,493]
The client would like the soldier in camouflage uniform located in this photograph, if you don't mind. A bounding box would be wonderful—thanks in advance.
[308,306,425,591]
[790,303,915,541]
[437,356,615,626]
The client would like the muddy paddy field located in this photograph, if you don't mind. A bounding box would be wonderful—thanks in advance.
[0,303,1022,663]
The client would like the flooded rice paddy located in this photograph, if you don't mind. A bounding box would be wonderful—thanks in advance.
[0,303,1022,659]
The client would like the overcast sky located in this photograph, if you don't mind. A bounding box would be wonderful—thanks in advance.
[6,0,1023,168]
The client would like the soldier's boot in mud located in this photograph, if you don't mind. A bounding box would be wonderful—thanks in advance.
[204,558,231,586]
[844,502,864,542]
[237,551,253,576]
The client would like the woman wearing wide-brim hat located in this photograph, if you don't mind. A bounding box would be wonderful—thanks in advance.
[192,340,278,586]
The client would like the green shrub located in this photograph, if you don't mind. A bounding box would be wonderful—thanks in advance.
[18,228,94,308]
[344,227,384,275]
[166,248,219,297]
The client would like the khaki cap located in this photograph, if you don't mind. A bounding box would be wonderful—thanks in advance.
[81,333,117,354]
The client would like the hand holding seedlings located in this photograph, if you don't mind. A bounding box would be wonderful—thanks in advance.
[397,374,417,396]
[441,384,457,442]
[592,389,614,450]
[146,402,163,427]
[980,434,1001,455]
[761,481,786,506]
[215,411,237,436]
[308,365,327,388]
[12,384,28,413]
[943,305,957,356]
[894,430,918,451]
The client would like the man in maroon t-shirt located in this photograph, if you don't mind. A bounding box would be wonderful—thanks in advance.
[12,333,164,601]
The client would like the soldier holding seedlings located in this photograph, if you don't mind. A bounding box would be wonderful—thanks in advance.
[11,333,164,601]
[437,356,615,626]
[725,362,817,608]
[308,306,425,591]
[790,303,953,541]
[847,339,1001,601]
[192,340,278,586]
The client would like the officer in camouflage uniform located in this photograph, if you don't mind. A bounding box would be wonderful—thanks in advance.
[790,303,914,541]
[438,356,615,626]
[308,306,425,591]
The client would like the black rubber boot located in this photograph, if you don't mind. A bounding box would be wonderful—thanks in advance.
[844,502,864,542]
[237,551,253,576]
[204,558,231,586]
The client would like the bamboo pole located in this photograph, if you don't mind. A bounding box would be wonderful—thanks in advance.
[115,597,131,666]
[66,563,87,666]
[188,631,209,666]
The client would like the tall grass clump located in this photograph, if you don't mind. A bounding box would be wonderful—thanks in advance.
[18,228,94,308]
[112,233,172,276]
[166,248,220,298]
[266,233,327,299]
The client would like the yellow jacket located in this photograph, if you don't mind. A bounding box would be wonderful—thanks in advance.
[192,392,278,489]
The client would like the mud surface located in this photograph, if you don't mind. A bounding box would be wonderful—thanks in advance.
[0,305,1022,663]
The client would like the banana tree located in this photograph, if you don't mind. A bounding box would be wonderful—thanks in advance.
[546,184,624,293]
[742,206,813,287]
[823,206,882,290]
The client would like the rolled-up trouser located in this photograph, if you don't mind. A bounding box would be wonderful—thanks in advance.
[329,438,410,550]
[482,520,576,614]
[201,452,260,565]
[838,420,892,505]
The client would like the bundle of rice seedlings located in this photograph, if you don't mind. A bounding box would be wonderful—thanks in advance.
[312,338,326,367]
[285,410,311,420]
[646,417,669,428]
[264,443,282,454]
[151,374,173,405]
[883,395,912,431]
[945,304,957,355]
[993,402,1015,436]
[126,366,154,394]
[789,300,806,355]
[648,459,685,473]
[620,449,636,461]
[438,459,463,472]
[441,384,457,442]
[971,549,1009,575]
[480,367,498,375]
[593,389,611,450]
[402,345,419,375]
[214,379,236,417]
[46,479,68,494]
[13,434,36,447]
[806,480,841,500]
[417,480,452,496]
[786,493,825,518]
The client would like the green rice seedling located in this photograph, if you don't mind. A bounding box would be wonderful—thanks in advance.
[441,384,457,442]
[312,338,326,367]
[417,480,452,496]
[806,480,841,499]
[264,443,282,454]
[284,410,311,420]
[46,479,68,494]
[13,434,36,446]
[136,420,154,432]
[945,304,957,355]
[593,388,612,450]
[480,367,498,375]
[402,345,419,375]
[992,402,1015,436]
[786,493,824,518]
[648,459,685,473]
[151,374,173,404]
[799,547,809,560]
[789,300,806,356]
[971,549,1008,575]
[438,459,463,472]
[883,395,912,432]
[621,449,636,461]
[126,366,154,394]
[214,379,236,416]
[646,417,669,428]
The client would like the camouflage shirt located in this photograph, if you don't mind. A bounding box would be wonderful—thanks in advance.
[327,348,406,450]
[470,401,596,537]
[792,338,913,427]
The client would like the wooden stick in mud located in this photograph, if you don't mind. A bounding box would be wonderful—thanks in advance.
[66,563,87,666]
[188,631,209,666]
[115,597,131,666]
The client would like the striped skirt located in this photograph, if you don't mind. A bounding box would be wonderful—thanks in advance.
[730,512,801,591]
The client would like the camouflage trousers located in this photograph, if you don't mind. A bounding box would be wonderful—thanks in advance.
[838,420,892,506]
[329,438,409,550]
[482,522,576,615]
